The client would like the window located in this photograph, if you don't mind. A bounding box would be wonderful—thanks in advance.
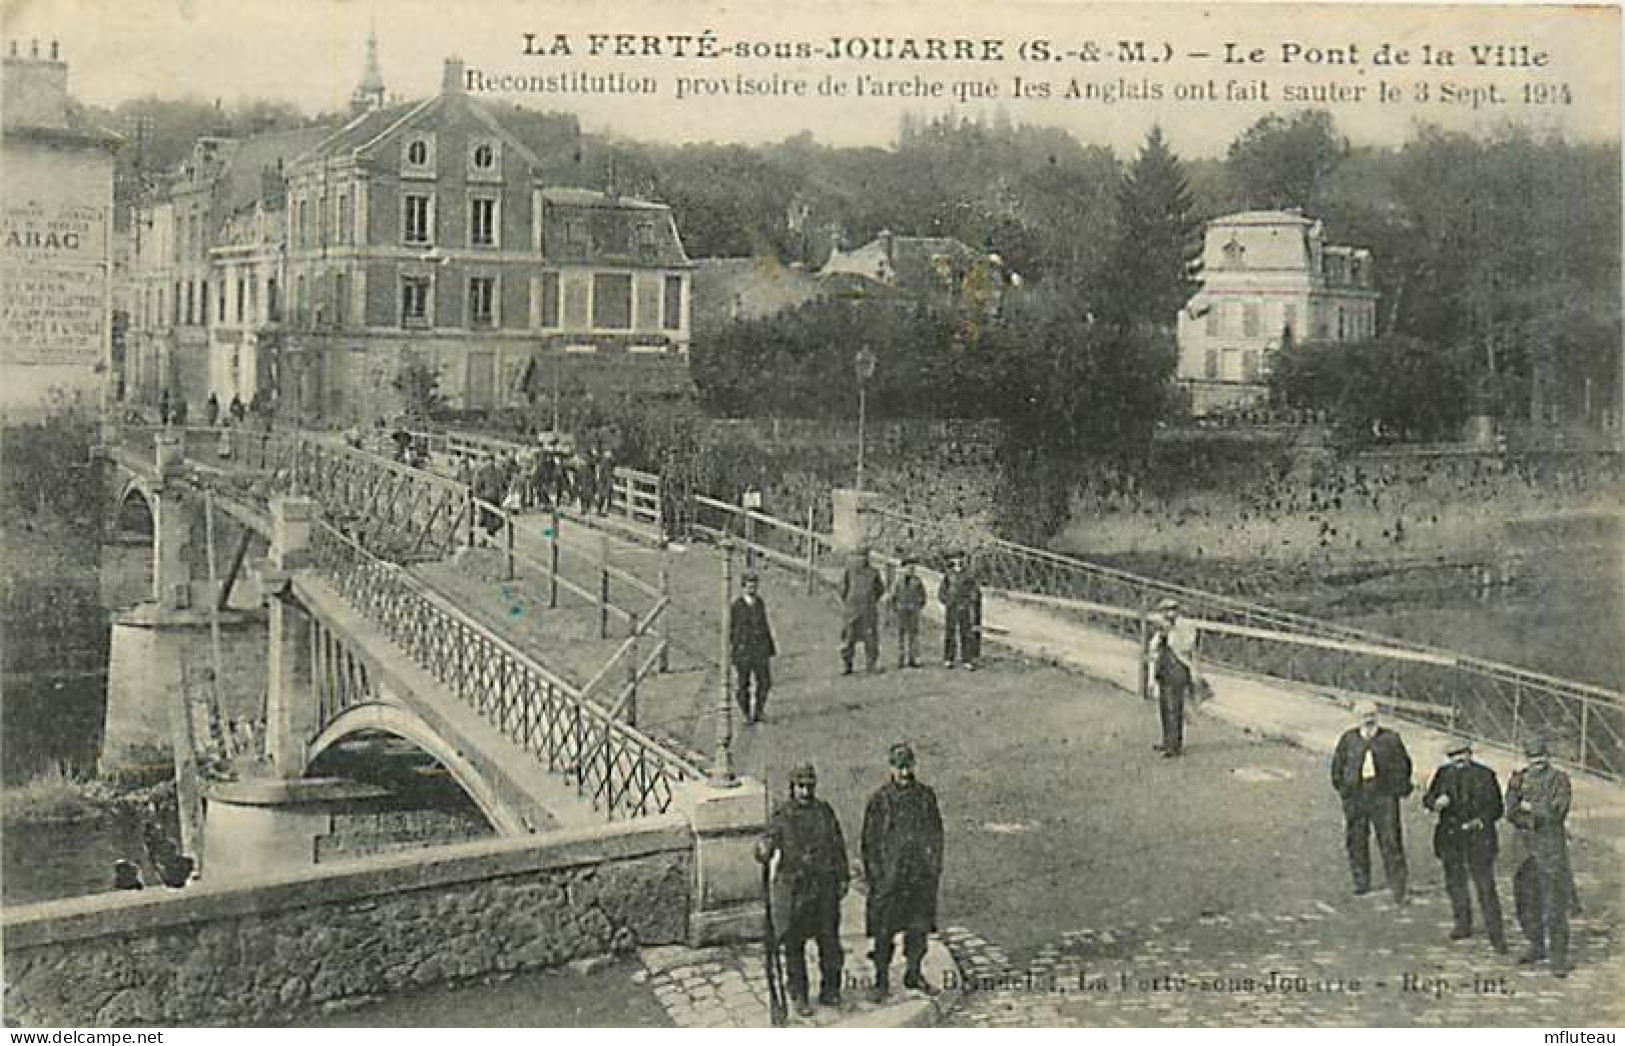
[401,275,431,327]
[662,275,683,330]
[297,200,309,249]
[472,143,495,170]
[236,276,245,323]
[1282,303,1297,339]
[403,194,432,245]
[173,281,182,325]
[337,194,351,245]
[334,274,348,328]
[185,281,195,325]
[267,276,279,322]
[406,138,430,166]
[1243,349,1261,382]
[248,274,258,323]
[566,220,587,246]
[592,274,632,329]
[1204,348,1219,379]
[539,272,560,328]
[295,275,306,327]
[1337,307,1347,341]
[638,222,657,248]
[217,279,227,324]
[1204,306,1218,337]
[1243,303,1260,338]
[468,276,496,329]
[469,197,497,247]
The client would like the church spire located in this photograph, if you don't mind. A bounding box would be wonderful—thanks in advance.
[351,21,386,114]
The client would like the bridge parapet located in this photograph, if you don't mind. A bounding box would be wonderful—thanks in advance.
[306,518,706,820]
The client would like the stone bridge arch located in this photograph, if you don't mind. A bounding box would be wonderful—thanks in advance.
[304,702,525,836]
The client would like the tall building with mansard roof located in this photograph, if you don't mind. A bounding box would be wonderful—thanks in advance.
[279,56,693,424]
[1175,210,1377,416]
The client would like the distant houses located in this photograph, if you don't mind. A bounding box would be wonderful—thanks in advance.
[1176,210,1378,416]
[124,46,694,425]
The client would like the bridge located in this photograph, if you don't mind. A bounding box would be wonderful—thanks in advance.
[6,420,1622,1026]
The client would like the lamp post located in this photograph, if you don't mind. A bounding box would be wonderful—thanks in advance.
[709,538,739,787]
[854,345,877,491]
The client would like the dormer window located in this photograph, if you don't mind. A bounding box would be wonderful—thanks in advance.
[403,135,436,178]
[637,222,657,248]
[469,140,501,182]
[1222,236,1246,267]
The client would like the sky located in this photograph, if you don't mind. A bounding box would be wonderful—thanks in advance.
[2,0,1619,158]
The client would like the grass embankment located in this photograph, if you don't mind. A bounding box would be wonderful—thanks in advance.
[1,763,169,826]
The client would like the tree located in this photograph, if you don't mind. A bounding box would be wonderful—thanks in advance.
[391,360,445,423]
[1225,111,1347,211]
[1103,126,1202,330]
[987,288,1177,541]
[1268,335,1473,444]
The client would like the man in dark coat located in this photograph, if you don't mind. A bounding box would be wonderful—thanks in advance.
[729,573,776,724]
[891,558,928,669]
[1422,736,1507,952]
[1507,732,1572,976]
[758,764,849,1017]
[840,548,884,675]
[938,552,981,670]
[862,742,944,1002]
[1330,700,1413,902]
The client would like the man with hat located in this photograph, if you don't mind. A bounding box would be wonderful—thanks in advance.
[840,547,885,675]
[890,556,928,669]
[1422,735,1507,952]
[1506,731,1573,976]
[861,742,945,1002]
[1330,700,1413,902]
[758,763,849,1016]
[938,552,982,670]
[1148,598,1199,757]
[729,572,777,724]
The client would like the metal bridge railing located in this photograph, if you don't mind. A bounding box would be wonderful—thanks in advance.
[306,518,704,819]
[862,503,1625,781]
[691,494,834,594]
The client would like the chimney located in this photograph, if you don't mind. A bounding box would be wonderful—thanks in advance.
[2,37,71,129]
[442,56,464,94]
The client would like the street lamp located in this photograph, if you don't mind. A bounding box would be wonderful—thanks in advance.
[854,345,878,491]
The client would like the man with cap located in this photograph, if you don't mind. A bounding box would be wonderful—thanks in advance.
[1506,732,1572,976]
[938,552,982,670]
[1422,735,1507,952]
[729,572,777,724]
[1148,598,1198,757]
[759,764,849,1016]
[840,548,885,675]
[890,557,928,669]
[861,742,945,1002]
[1330,700,1413,902]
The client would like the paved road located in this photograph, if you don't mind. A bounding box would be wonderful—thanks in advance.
[408,511,1623,1026]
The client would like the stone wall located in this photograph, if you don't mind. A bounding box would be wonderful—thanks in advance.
[3,816,691,1026]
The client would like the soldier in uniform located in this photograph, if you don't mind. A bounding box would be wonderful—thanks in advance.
[938,552,981,670]
[840,548,884,675]
[758,764,849,1017]
[861,742,944,1002]
[1422,736,1507,952]
[890,557,927,669]
[1330,700,1413,902]
[1507,732,1573,976]
[729,573,777,724]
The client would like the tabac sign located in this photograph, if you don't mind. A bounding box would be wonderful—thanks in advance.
[0,200,108,366]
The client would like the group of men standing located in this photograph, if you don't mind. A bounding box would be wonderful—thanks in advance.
[729,549,986,726]
[458,443,617,517]
[757,742,945,1018]
[837,548,983,676]
[1333,702,1577,977]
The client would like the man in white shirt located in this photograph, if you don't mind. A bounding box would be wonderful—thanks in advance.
[1330,700,1414,902]
[1149,598,1199,758]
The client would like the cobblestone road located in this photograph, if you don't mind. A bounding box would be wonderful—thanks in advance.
[945,861,1622,1027]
